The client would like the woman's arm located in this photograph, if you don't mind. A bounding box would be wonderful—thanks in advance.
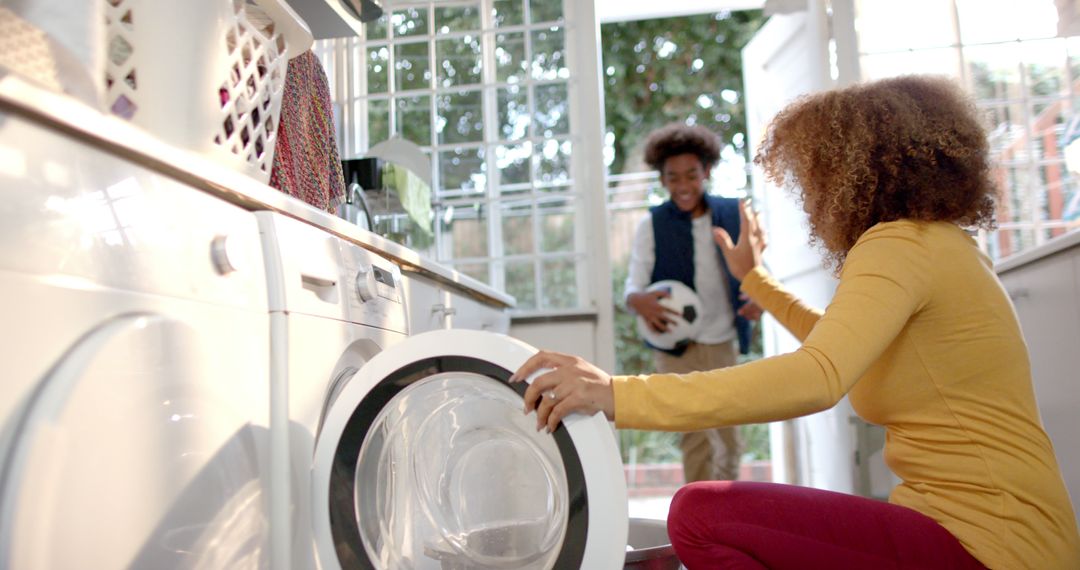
[612,226,932,431]
[513,224,933,433]
[740,267,823,342]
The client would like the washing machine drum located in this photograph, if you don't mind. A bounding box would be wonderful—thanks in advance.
[312,329,628,570]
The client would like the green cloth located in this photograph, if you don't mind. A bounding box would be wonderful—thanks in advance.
[383,162,433,236]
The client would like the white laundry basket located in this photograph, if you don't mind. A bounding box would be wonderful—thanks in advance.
[103,0,312,183]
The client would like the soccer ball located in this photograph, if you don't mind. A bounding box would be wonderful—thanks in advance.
[635,280,704,350]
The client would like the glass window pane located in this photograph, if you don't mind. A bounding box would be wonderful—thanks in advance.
[1021,39,1068,98]
[1030,99,1069,162]
[541,257,576,309]
[440,203,489,259]
[436,36,483,88]
[859,48,962,83]
[493,0,525,27]
[854,0,955,53]
[529,0,563,23]
[395,41,431,91]
[498,86,529,140]
[438,146,486,195]
[453,262,490,284]
[538,198,574,253]
[494,32,527,84]
[536,138,571,186]
[391,8,429,38]
[367,98,391,146]
[1068,38,1080,88]
[365,14,389,41]
[494,142,532,187]
[367,46,390,94]
[530,27,568,80]
[956,0,1057,44]
[502,200,534,255]
[435,4,482,34]
[395,95,431,146]
[505,260,536,309]
[966,43,1021,101]
[534,83,569,137]
[437,89,484,144]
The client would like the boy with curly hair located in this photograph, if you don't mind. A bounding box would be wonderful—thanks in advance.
[624,122,760,483]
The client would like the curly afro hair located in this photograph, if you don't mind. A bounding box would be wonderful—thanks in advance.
[643,123,722,172]
[755,75,998,271]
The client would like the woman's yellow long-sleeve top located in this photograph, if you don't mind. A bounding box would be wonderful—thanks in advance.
[612,220,1080,569]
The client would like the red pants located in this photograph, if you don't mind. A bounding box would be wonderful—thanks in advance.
[668,481,988,569]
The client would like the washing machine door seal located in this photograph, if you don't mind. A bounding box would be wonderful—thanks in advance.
[311,329,628,570]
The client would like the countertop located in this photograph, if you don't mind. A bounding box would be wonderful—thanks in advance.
[0,75,514,309]
[995,228,1080,274]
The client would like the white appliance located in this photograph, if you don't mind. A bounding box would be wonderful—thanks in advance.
[0,110,273,568]
[257,214,629,569]
[256,211,411,569]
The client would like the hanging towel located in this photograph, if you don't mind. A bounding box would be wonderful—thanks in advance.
[383,162,433,236]
[268,50,345,212]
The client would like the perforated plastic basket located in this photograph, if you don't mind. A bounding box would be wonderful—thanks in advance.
[104,0,312,183]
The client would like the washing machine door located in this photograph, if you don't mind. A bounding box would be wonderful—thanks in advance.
[312,329,628,570]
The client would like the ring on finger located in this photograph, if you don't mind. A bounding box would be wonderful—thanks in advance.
[546,391,557,400]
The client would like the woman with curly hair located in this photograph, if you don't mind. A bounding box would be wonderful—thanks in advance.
[511,75,1080,568]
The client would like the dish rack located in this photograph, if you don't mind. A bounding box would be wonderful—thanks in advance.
[103,0,312,183]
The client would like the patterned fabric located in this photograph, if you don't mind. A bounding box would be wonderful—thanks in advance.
[269,50,345,212]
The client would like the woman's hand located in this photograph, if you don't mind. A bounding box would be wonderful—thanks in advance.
[509,351,615,432]
[713,200,767,281]
[627,290,680,333]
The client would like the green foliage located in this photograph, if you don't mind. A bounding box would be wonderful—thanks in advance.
[619,425,771,464]
[740,423,770,461]
[602,10,766,175]
[619,429,682,464]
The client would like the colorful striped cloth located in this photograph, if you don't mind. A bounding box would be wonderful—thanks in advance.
[268,50,345,212]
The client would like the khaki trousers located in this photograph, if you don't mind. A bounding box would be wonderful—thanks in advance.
[653,340,742,483]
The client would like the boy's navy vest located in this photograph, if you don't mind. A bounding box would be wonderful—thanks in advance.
[648,195,751,356]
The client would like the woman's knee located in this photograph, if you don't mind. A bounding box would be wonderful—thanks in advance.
[668,481,736,539]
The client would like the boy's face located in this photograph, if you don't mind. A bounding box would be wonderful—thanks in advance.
[660,153,710,216]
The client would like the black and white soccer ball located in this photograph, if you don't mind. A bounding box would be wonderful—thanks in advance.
[635,280,704,350]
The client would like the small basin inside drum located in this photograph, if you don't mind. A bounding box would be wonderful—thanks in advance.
[423,520,551,570]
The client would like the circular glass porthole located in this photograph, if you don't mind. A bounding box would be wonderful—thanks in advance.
[356,373,567,569]
[323,354,590,570]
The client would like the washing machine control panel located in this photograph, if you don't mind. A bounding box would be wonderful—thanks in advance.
[340,243,407,334]
[354,263,398,303]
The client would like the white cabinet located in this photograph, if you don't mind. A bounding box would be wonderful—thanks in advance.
[401,272,510,335]
[998,246,1080,524]
[449,291,511,334]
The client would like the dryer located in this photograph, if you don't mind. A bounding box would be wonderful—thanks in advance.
[0,110,273,568]
[257,215,630,569]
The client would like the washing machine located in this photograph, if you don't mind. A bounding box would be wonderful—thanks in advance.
[0,109,273,568]
[256,211,411,570]
[257,214,630,569]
